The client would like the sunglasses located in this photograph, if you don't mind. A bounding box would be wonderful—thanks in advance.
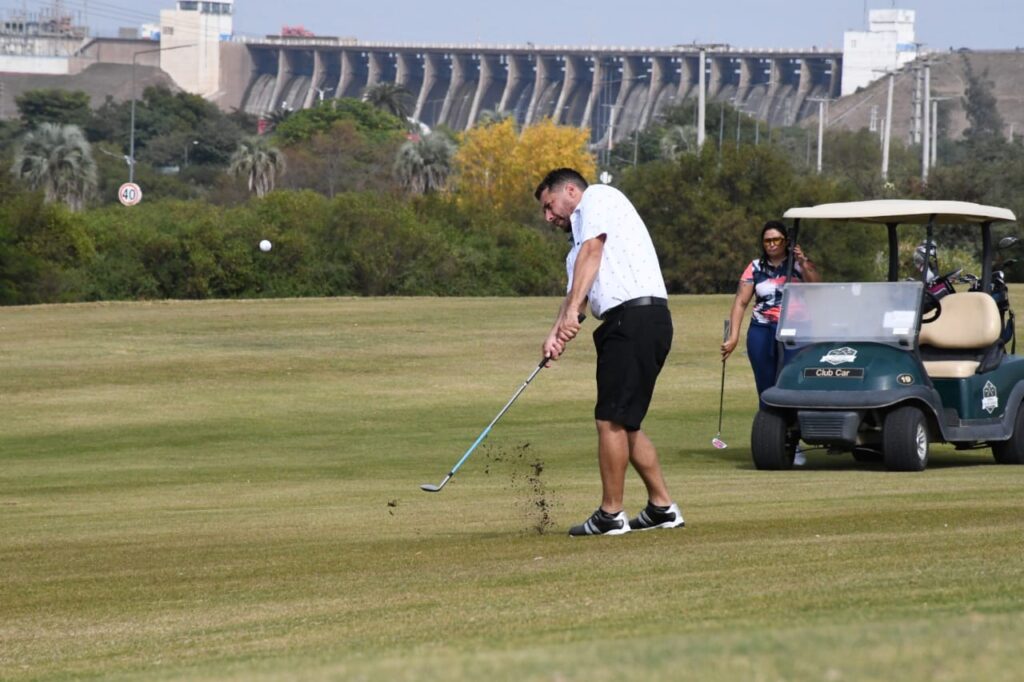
[763,237,785,246]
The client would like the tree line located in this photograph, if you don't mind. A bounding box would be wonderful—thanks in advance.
[1,76,1023,306]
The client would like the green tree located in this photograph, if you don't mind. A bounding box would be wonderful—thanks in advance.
[474,109,513,127]
[0,170,94,304]
[230,137,286,198]
[281,119,401,196]
[619,143,863,293]
[394,133,456,194]
[961,56,1004,141]
[15,89,92,128]
[362,83,413,120]
[272,98,405,145]
[10,122,97,211]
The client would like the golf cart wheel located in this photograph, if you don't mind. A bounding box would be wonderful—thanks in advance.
[991,402,1024,464]
[882,405,929,472]
[751,409,797,470]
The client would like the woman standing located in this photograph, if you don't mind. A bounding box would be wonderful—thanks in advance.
[720,221,821,461]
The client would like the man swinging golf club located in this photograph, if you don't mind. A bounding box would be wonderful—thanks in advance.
[535,168,684,536]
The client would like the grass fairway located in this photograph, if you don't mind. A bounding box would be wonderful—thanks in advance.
[3,295,1024,681]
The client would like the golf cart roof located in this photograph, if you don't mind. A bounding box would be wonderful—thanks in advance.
[782,200,1016,225]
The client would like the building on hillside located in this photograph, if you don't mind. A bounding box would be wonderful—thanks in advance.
[0,4,88,74]
[158,0,234,98]
[841,8,917,95]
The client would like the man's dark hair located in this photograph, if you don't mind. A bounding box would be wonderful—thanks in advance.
[534,168,589,200]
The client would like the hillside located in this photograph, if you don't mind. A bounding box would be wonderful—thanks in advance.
[826,50,1024,144]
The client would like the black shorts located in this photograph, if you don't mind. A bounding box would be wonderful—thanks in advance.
[592,305,673,431]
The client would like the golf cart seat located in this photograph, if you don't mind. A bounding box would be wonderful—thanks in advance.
[919,292,1004,378]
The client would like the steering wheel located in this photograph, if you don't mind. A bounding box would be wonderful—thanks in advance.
[921,288,943,323]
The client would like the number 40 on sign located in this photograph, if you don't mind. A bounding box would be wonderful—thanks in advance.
[118,182,142,206]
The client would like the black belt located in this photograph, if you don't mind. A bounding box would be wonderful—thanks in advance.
[598,296,668,320]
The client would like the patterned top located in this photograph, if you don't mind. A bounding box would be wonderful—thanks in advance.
[741,258,806,325]
[567,184,667,319]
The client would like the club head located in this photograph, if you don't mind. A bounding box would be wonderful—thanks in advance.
[711,437,728,450]
[420,483,442,493]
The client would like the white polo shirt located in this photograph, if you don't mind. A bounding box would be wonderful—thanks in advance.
[566,184,667,319]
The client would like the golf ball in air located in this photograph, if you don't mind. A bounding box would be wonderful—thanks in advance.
[259,239,272,252]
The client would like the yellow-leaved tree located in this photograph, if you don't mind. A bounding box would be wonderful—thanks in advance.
[454,117,596,220]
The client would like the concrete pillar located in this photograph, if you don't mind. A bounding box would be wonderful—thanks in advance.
[762,57,783,125]
[709,55,726,100]
[676,55,696,102]
[525,54,548,126]
[607,58,643,144]
[268,48,289,112]
[303,49,324,108]
[497,54,519,113]
[413,52,440,122]
[395,52,413,88]
[828,57,841,98]
[439,54,466,126]
[736,57,754,107]
[793,58,813,125]
[641,56,669,126]
[337,50,355,99]
[468,54,496,128]
[553,55,581,125]
[366,51,384,89]
[582,56,603,130]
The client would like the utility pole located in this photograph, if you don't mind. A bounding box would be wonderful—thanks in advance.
[882,72,894,182]
[917,65,925,143]
[930,96,951,169]
[808,97,830,174]
[921,61,930,183]
[697,49,706,150]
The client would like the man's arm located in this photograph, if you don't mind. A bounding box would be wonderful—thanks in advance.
[542,235,605,362]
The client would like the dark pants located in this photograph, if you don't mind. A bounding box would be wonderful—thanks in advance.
[747,322,795,410]
[593,305,673,431]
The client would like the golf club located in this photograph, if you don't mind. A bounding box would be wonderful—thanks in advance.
[421,314,585,493]
[712,319,731,449]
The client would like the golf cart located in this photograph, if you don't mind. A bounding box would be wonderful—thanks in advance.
[753,200,1024,472]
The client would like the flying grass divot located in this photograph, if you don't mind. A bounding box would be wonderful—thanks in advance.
[483,443,557,535]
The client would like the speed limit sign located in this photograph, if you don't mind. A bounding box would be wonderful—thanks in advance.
[118,182,142,206]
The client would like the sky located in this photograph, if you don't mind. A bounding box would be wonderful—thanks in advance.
[19,0,1024,50]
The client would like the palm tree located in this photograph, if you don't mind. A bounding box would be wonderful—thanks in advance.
[10,123,97,211]
[659,124,699,160]
[394,133,455,195]
[362,82,413,120]
[229,137,286,198]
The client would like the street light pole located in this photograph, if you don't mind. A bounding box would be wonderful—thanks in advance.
[129,43,195,183]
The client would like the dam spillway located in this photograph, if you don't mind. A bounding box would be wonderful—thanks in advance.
[230,37,841,144]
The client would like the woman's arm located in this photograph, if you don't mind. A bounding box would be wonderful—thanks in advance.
[794,245,822,283]
[721,281,754,361]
